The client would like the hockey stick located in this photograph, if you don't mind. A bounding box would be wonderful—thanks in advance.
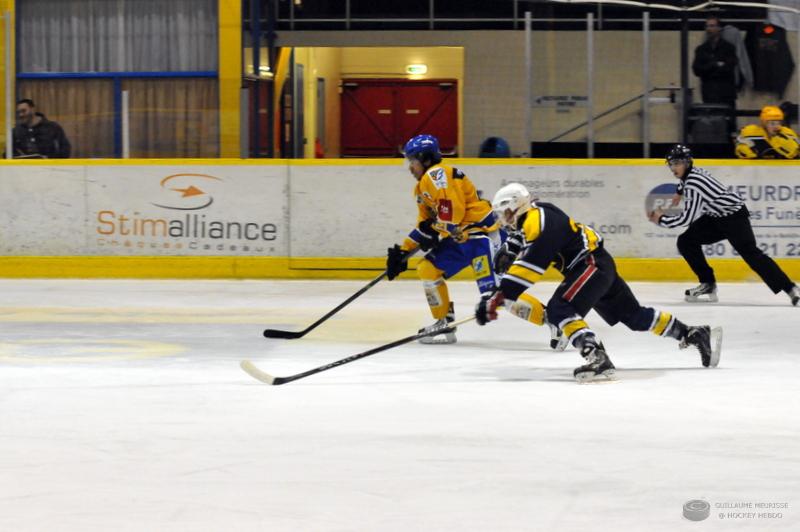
[263,250,419,339]
[244,315,474,385]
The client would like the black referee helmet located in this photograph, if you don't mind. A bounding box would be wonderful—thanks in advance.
[665,144,693,165]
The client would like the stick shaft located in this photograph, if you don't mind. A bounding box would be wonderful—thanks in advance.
[263,271,386,339]
[257,316,476,385]
[263,250,419,339]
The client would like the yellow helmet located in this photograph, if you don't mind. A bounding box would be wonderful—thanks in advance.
[760,105,784,122]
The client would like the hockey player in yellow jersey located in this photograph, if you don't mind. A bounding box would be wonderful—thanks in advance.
[735,105,800,159]
[475,183,722,383]
[386,134,504,344]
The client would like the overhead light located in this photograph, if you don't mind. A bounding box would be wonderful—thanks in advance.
[405,64,428,75]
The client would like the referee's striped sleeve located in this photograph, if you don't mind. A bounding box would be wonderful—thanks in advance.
[658,188,702,228]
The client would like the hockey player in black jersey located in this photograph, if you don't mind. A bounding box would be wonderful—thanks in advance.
[649,144,800,305]
[475,183,722,383]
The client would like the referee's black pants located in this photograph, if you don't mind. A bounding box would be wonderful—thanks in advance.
[676,206,793,293]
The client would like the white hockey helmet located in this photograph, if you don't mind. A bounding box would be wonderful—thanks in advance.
[492,183,532,228]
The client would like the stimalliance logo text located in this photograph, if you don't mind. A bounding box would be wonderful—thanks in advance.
[97,211,277,241]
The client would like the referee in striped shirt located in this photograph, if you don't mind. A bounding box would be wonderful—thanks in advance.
[648,144,799,305]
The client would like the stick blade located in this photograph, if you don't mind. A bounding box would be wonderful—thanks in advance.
[263,328,305,339]
[240,360,277,385]
[709,327,723,368]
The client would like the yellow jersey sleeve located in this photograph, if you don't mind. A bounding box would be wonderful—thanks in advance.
[771,127,800,159]
[736,124,769,159]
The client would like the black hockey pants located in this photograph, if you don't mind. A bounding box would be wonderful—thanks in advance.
[546,248,659,331]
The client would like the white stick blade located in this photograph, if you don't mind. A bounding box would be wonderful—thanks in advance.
[709,327,723,368]
[240,360,276,384]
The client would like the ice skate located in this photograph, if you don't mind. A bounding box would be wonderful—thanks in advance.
[419,302,456,344]
[684,282,718,303]
[788,285,800,306]
[573,341,616,383]
[680,325,722,368]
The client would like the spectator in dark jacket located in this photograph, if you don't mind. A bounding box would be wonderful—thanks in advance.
[13,99,71,158]
[692,15,739,108]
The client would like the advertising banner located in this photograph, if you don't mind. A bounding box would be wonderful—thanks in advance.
[289,163,414,257]
[1,161,798,260]
[87,165,289,256]
[0,164,289,256]
[0,165,87,254]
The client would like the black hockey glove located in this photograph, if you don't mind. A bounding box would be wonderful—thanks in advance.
[493,245,516,275]
[416,219,440,251]
[386,244,410,280]
[493,232,523,275]
[475,291,505,326]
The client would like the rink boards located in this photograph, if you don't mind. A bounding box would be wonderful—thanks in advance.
[1,158,799,280]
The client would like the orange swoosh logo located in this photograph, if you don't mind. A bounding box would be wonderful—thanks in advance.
[171,185,205,198]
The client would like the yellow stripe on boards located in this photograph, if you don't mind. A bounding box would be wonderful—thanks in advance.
[1,256,799,280]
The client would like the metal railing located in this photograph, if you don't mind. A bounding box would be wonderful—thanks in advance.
[523,4,800,158]
[268,0,773,31]
[546,86,679,141]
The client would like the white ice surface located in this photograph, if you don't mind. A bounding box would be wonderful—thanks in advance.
[0,279,798,532]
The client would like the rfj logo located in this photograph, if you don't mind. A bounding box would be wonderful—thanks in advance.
[645,183,685,216]
[430,167,448,189]
[151,174,222,211]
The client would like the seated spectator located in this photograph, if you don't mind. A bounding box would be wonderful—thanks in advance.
[735,105,799,159]
[13,98,71,159]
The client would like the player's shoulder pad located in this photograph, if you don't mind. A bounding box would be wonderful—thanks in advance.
[536,201,569,219]
[423,165,449,190]
[779,126,799,138]
[740,124,766,137]
[522,206,544,242]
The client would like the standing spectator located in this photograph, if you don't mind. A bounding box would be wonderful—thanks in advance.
[692,15,739,109]
[13,99,71,159]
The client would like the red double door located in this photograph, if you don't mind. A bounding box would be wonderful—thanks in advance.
[341,79,458,157]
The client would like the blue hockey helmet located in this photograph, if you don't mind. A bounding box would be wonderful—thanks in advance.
[403,134,442,166]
